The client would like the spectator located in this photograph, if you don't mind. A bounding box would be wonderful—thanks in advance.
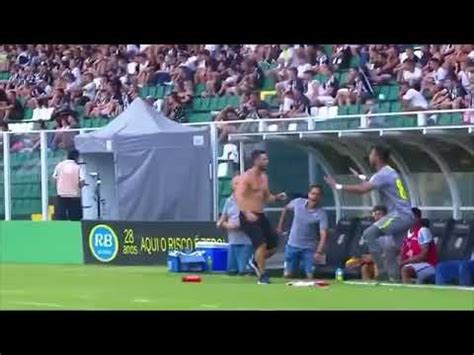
[217,65,241,96]
[52,149,85,221]
[86,88,119,118]
[49,88,71,112]
[417,45,432,67]
[3,90,24,121]
[399,46,420,65]
[0,88,8,122]
[217,176,254,276]
[428,57,448,85]
[399,208,438,284]
[246,91,270,118]
[364,99,385,128]
[81,72,96,104]
[431,74,466,110]
[313,65,338,106]
[400,82,428,111]
[372,46,399,84]
[314,46,329,67]
[164,92,187,123]
[286,88,310,117]
[295,48,312,79]
[276,184,329,280]
[457,58,472,94]
[334,68,359,106]
[346,205,391,280]
[51,114,76,150]
[275,67,304,99]
[397,59,422,86]
[177,80,194,106]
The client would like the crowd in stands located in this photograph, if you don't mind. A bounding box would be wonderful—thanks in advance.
[1,44,473,144]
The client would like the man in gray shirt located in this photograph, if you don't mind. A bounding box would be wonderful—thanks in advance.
[217,177,253,275]
[325,145,414,281]
[277,184,329,279]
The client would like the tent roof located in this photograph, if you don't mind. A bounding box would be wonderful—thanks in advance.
[85,98,198,139]
[75,98,206,153]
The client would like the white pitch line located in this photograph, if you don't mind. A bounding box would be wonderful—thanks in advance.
[200,304,219,308]
[10,301,65,308]
[132,298,152,303]
[344,281,474,292]
[0,289,27,294]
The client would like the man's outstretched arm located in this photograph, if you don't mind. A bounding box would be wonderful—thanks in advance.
[324,176,375,195]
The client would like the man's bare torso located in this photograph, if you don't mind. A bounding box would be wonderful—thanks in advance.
[236,168,269,213]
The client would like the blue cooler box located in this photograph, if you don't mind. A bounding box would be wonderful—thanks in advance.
[168,251,207,273]
[195,242,229,272]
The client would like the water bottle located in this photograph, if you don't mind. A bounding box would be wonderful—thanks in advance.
[207,255,213,272]
[335,268,344,282]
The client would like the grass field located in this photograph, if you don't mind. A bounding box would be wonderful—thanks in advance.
[0,264,472,310]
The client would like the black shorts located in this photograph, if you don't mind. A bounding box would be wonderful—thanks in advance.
[239,212,278,250]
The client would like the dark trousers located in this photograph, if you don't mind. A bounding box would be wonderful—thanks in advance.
[55,196,82,221]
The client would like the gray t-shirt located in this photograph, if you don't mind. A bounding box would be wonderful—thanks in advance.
[222,195,252,245]
[369,165,412,217]
[287,198,328,250]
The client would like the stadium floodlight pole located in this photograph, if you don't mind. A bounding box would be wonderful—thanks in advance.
[40,131,48,221]
[3,131,11,220]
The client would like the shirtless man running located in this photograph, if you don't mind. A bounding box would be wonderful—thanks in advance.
[234,149,287,284]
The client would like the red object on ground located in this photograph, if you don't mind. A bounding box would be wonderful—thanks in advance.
[314,280,330,287]
[182,275,202,283]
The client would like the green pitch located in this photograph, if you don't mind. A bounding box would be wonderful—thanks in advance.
[1,264,472,310]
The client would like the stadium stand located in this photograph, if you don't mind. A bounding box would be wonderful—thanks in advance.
[0,44,473,218]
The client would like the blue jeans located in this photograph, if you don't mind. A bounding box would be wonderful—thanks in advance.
[284,244,314,276]
[227,244,254,274]
[435,260,474,286]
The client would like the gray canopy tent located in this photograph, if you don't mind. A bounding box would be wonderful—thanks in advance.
[74,98,213,221]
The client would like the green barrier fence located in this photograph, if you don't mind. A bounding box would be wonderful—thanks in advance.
[0,221,83,264]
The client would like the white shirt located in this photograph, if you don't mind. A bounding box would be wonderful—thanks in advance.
[139,61,149,72]
[278,47,295,67]
[297,63,312,78]
[305,80,319,99]
[126,45,139,54]
[52,160,85,198]
[403,88,428,109]
[82,81,96,101]
[127,62,138,75]
[402,67,422,84]
[458,71,470,93]
[243,44,257,52]
[183,56,198,71]
[432,67,448,84]
[205,45,218,53]
[282,97,294,112]
[71,67,81,81]
[400,52,422,63]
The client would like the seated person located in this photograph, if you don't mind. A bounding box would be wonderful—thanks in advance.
[399,208,438,284]
[346,205,393,281]
[400,81,429,111]
[430,74,467,110]
[217,176,254,275]
[276,184,329,280]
